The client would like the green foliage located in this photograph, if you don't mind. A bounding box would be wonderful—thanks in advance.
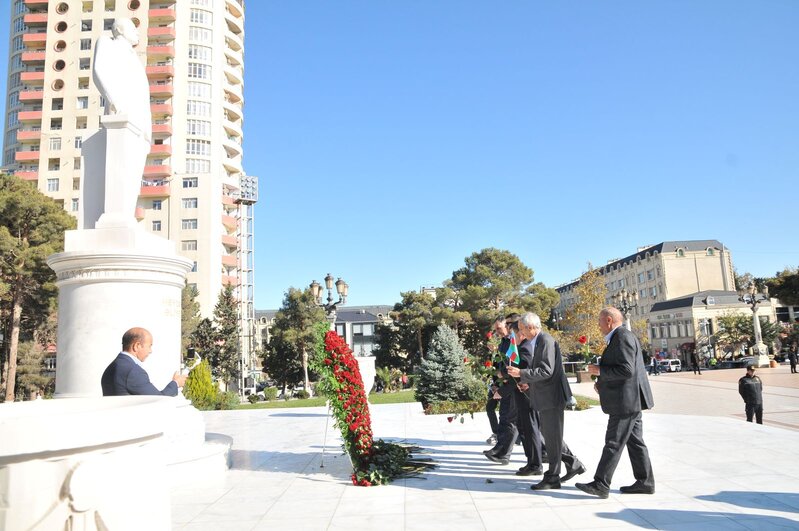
[375,366,404,392]
[294,389,310,399]
[0,175,75,401]
[767,267,799,306]
[711,312,778,356]
[424,400,485,415]
[262,387,278,401]
[183,359,217,410]
[368,389,418,404]
[211,284,241,384]
[461,375,488,403]
[247,393,261,404]
[562,264,608,355]
[181,283,201,359]
[415,325,469,406]
[15,340,52,399]
[216,390,240,410]
[262,287,327,391]
[383,290,438,370]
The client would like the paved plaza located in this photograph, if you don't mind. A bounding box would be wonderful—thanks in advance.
[172,365,799,530]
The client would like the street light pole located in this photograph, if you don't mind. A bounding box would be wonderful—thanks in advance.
[309,273,348,331]
[738,283,770,367]
[613,289,639,331]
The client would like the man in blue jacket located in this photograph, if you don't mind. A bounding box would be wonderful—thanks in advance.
[101,327,187,396]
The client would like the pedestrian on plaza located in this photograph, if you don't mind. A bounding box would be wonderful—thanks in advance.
[506,312,585,490]
[738,365,764,424]
[691,350,702,375]
[788,348,798,374]
[576,307,655,499]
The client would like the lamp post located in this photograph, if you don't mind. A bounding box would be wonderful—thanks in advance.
[613,289,639,331]
[309,273,348,330]
[738,283,770,367]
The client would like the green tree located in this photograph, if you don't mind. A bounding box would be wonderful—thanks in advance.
[0,175,75,402]
[713,312,750,358]
[189,317,218,368]
[211,284,240,386]
[562,264,608,356]
[372,322,408,371]
[15,340,52,400]
[262,288,327,396]
[387,290,438,365]
[415,325,469,407]
[766,267,799,306]
[181,283,201,359]
[183,359,218,410]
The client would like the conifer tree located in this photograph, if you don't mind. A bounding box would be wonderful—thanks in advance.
[183,359,218,410]
[212,284,240,385]
[415,324,469,406]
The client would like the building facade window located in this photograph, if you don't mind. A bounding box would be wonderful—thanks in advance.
[182,198,198,208]
[80,38,91,50]
[181,219,198,230]
[152,199,162,210]
[71,198,79,211]
[181,240,198,251]
[186,100,211,117]
[185,139,211,155]
[182,177,198,188]
[186,119,211,136]
[49,137,61,150]
[189,9,213,25]
[47,178,59,192]
[185,159,210,173]
[152,220,161,231]
[638,272,645,284]
[188,26,212,43]
[187,44,212,62]
[187,62,211,80]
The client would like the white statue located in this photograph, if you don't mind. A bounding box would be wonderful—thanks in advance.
[92,19,152,143]
[82,18,152,229]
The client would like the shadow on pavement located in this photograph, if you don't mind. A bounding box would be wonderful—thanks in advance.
[596,508,799,529]
[696,491,799,513]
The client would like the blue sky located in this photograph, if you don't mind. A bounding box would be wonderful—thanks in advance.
[3,1,797,309]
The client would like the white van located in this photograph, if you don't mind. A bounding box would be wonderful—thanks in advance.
[657,359,682,373]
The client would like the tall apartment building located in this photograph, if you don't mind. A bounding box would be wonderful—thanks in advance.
[2,0,258,380]
[555,240,736,321]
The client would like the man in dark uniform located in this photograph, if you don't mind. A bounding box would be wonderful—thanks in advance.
[738,365,764,424]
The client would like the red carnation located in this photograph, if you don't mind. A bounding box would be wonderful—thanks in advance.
[486,331,493,339]
[484,360,492,368]
[578,335,587,345]
[447,416,454,423]
[463,357,468,363]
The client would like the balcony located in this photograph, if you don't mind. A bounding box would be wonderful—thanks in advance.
[221,194,237,206]
[15,151,41,162]
[22,33,47,47]
[222,157,242,174]
[148,7,176,22]
[146,45,175,59]
[226,0,244,18]
[224,85,243,104]
[16,171,39,181]
[222,275,239,287]
[225,11,244,36]
[20,71,45,84]
[149,144,172,156]
[223,100,242,122]
[149,83,173,97]
[23,13,48,26]
[221,234,238,247]
[224,63,244,86]
[223,121,243,139]
[145,65,174,78]
[19,90,44,102]
[24,0,48,7]
[223,137,242,157]
[139,184,170,197]
[152,122,172,136]
[221,254,238,267]
[16,129,41,142]
[147,26,176,41]
[144,165,171,178]
[18,110,43,122]
[221,215,238,229]
[226,33,243,52]
[150,103,173,116]
[21,51,46,63]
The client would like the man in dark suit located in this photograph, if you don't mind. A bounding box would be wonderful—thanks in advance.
[484,315,521,465]
[576,307,655,498]
[101,327,187,396]
[510,320,545,476]
[508,312,585,490]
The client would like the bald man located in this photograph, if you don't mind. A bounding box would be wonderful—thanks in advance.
[101,327,186,396]
[576,307,655,498]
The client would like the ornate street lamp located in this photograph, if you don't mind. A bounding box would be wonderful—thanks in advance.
[738,283,770,367]
[613,289,639,331]
[309,273,348,329]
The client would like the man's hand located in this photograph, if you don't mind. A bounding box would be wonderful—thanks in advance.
[588,364,600,376]
[492,391,501,400]
[518,383,529,392]
[506,366,521,378]
[593,382,600,394]
[173,372,187,388]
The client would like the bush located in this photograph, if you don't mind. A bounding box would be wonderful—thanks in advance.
[183,360,217,411]
[460,376,488,403]
[247,393,261,404]
[424,400,485,415]
[216,390,240,410]
[262,387,278,401]
[294,389,310,400]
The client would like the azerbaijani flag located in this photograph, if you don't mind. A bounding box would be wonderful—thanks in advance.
[506,332,519,365]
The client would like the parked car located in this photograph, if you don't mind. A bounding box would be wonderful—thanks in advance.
[657,359,682,372]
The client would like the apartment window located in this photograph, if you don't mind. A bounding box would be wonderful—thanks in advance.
[182,177,198,188]
[186,100,211,117]
[182,219,198,230]
[79,58,91,71]
[48,158,60,171]
[74,136,82,148]
[638,289,647,299]
[191,0,212,6]
[186,119,211,136]
[676,248,685,257]
[188,45,211,62]
[7,112,18,128]
[650,286,657,298]
[13,18,26,33]
[76,117,87,129]
[152,220,161,232]
[76,96,89,109]
[185,159,210,173]
[186,139,211,156]
[47,178,59,192]
[103,19,114,31]
[187,63,211,80]
[182,198,198,208]
[188,26,212,43]
[50,118,62,130]
[52,98,64,110]
[657,266,661,277]
[12,35,23,52]
[637,272,645,284]
[71,198,79,212]
[181,240,198,251]
[647,269,654,281]
[81,20,92,31]
[78,78,89,90]
[707,248,715,256]
[191,261,198,272]
[152,199,162,210]
[190,9,212,25]
[8,91,19,108]
[14,1,25,16]
[80,38,92,51]
[49,137,61,150]
[187,82,211,99]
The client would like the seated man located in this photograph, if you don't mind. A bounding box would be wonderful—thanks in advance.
[101,327,187,396]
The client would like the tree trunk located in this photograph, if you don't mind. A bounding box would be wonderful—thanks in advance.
[417,329,424,360]
[4,299,22,402]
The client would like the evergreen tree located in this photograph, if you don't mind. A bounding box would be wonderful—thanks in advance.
[415,325,469,407]
[15,340,52,399]
[181,283,201,360]
[0,175,75,401]
[189,318,218,372]
[183,359,218,410]
[212,284,240,386]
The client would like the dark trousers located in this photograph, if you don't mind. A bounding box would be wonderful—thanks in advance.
[594,411,654,490]
[486,393,499,435]
[745,403,763,424]
[692,362,701,375]
[491,391,518,459]
[516,392,544,467]
[791,362,797,374]
[538,407,581,478]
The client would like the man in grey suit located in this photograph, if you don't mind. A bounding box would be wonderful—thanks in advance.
[508,312,585,490]
[576,307,655,498]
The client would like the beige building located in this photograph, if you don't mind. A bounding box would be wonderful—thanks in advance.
[555,240,736,321]
[3,0,258,376]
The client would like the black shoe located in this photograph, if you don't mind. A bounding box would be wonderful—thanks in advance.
[531,477,561,490]
[516,464,543,476]
[484,453,509,465]
[575,481,609,499]
[619,481,655,494]
[560,464,586,483]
